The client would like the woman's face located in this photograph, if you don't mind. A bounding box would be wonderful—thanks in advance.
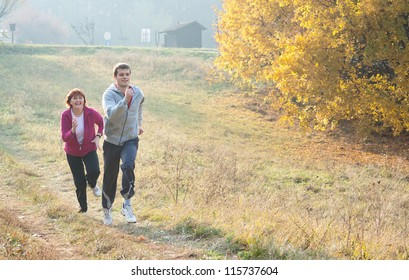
[70,94,84,110]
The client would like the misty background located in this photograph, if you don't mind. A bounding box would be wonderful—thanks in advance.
[0,0,222,48]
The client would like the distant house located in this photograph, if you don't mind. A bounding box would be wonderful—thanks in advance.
[159,21,206,48]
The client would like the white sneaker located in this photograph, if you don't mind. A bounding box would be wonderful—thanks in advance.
[103,208,112,225]
[92,185,102,197]
[121,205,137,223]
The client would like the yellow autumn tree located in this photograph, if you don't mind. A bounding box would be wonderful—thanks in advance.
[215,0,409,134]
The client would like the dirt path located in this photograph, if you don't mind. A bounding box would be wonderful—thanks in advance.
[0,133,208,260]
[0,141,79,258]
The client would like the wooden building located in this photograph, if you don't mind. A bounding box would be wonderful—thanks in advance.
[159,21,206,48]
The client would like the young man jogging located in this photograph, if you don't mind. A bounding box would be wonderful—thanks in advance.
[101,63,144,225]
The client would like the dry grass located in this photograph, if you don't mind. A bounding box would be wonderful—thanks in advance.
[0,208,61,260]
[1,45,409,259]
[0,144,203,260]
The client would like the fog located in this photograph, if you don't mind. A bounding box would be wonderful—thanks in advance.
[1,0,222,47]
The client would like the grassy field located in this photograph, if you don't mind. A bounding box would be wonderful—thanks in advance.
[1,44,409,260]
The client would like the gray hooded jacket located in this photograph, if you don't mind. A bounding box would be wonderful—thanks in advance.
[102,83,144,146]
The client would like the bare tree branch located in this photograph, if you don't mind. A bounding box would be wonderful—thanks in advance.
[71,17,95,45]
[0,0,24,20]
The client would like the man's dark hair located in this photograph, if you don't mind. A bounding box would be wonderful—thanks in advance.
[113,63,131,77]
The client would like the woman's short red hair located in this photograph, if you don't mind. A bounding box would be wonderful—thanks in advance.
[66,88,86,108]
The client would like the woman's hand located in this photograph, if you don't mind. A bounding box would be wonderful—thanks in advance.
[92,135,102,150]
[71,117,78,134]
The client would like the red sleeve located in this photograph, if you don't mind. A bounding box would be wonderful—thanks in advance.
[91,108,104,135]
[61,111,76,143]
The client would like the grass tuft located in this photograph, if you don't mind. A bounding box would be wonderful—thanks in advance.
[174,217,222,240]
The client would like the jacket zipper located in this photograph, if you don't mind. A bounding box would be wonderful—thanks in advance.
[117,88,135,146]
[80,111,85,151]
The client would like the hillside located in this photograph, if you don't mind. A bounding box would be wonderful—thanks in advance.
[1,44,409,260]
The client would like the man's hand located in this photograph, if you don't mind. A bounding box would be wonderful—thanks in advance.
[125,87,134,102]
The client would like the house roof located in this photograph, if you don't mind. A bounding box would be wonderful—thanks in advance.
[159,21,207,33]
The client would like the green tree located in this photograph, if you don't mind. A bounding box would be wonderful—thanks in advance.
[215,0,409,134]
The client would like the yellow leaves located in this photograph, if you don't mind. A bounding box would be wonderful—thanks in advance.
[215,0,409,135]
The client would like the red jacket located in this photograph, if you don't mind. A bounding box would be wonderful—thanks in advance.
[61,106,104,157]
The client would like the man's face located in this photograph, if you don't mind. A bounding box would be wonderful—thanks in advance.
[114,68,131,88]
